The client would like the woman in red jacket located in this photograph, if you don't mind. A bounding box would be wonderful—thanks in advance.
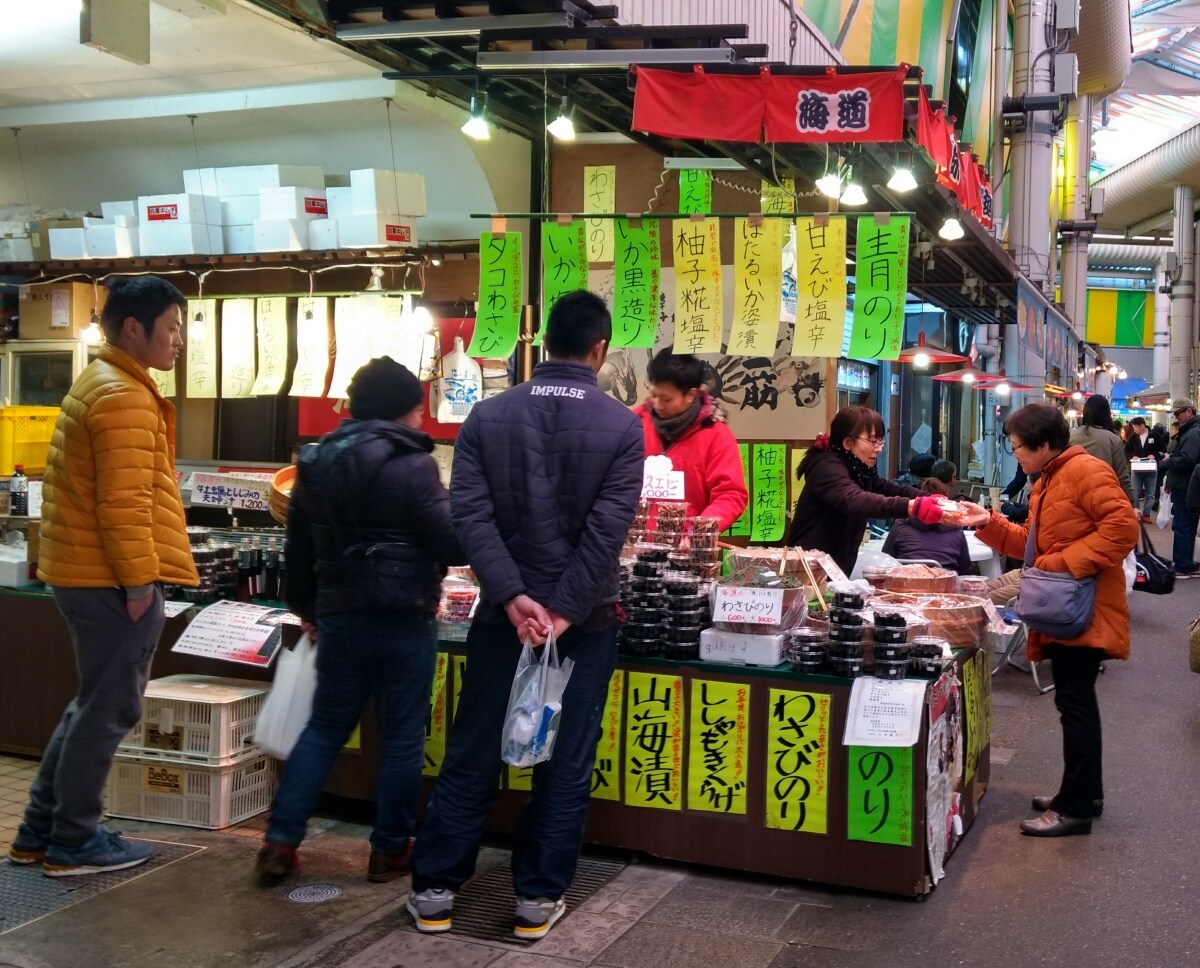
[633,350,748,530]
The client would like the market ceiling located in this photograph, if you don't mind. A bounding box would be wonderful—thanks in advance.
[288,0,1020,330]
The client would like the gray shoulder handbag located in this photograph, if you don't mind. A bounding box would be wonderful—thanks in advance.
[1016,510,1097,640]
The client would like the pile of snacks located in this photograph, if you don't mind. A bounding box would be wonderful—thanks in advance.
[826,591,866,677]
[872,610,909,680]
[620,545,670,657]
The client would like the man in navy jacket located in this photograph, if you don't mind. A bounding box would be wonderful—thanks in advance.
[408,290,644,941]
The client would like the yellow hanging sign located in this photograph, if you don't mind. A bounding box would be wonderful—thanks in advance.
[451,653,467,721]
[185,298,217,399]
[220,298,257,399]
[760,178,794,214]
[591,670,625,801]
[251,297,288,396]
[728,218,783,357]
[328,297,374,399]
[765,688,832,834]
[624,671,684,811]
[152,363,176,399]
[422,653,450,777]
[584,165,616,263]
[672,218,723,354]
[792,217,847,358]
[687,679,749,814]
[291,297,330,397]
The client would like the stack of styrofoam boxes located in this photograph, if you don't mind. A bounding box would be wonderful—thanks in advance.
[184,166,325,254]
[106,674,276,829]
[333,168,426,248]
[254,183,328,253]
[81,201,141,258]
[137,191,223,257]
[0,221,34,262]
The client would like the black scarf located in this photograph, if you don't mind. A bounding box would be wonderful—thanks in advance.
[651,395,703,450]
[836,446,876,489]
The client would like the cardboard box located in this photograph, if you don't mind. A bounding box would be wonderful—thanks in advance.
[350,169,427,216]
[214,164,324,197]
[337,213,417,248]
[29,219,84,259]
[325,186,354,219]
[219,195,260,226]
[136,193,222,227]
[259,186,327,221]
[101,200,137,220]
[139,222,224,256]
[49,227,89,260]
[86,224,140,258]
[252,218,307,252]
[182,167,219,195]
[17,281,105,339]
[307,219,338,250]
[222,224,255,254]
[0,220,28,238]
[0,238,34,262]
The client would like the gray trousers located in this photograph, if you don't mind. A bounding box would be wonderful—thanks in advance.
[24,585,165,846]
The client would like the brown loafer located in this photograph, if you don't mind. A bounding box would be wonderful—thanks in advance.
[1031,795,1103,817]
[367,839,414,883]
[1019,810,1092,837]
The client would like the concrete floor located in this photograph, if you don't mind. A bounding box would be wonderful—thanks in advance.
[2,529,1199,968]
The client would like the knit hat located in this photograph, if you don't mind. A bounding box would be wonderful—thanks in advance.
[347,356,424,420]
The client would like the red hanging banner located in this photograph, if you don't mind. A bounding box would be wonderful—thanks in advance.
[978,170,995,231]
[957,152,980,214]
[631,66,765,142]
[762,66,908,143]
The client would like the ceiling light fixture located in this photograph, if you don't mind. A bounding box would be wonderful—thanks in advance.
[896,332,970,367]
[840,180,868,207]
[191,308,207,342]
[815,172,842,199]
[546,95,576,142]
[365,266,385,292]
[939,216,965,241]
[887,166,918,193]
[81,310,103,347]
[461,92,491,140]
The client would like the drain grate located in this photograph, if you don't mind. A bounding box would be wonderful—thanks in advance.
[0,841,203,936]
[444,855,625,944]
[287,883,343,904]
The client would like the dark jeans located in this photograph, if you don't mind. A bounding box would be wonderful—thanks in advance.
[266,610,436,854]
[26,586,165,846]
[1170,488,1197,569]
[1044,643,1105,818]
[411,619,617,900]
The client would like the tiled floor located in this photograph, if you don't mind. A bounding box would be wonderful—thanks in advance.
[0,755,37,847]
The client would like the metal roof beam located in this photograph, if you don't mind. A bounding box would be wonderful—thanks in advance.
[336,12,572,39]
[478,47,737,70]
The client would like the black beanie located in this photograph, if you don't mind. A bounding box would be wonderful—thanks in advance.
[347,356,424,420]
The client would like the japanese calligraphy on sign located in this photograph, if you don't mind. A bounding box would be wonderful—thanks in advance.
[152,363,176,399]
[221,299,257,399]
[672,218,722,354]
[793,216,847,357]
[751,443,786,543]
[624,672,683,811]
[842,677,927,747]
[328,298,373,399]
[251,297,288,395]
[541,220,589,330]
[678,168,712,215]
[712,585,784,627]
[451,654,466,720]
[849,215,909,360]
[186,298,217,399]
[687,679,749,814]
[611,219,661,349]
[508,765,535,791]
[291,297,330,397]
[847,745,913,846]
[190,472,270,512]
[963,650,991,784]
[765,688,830,834]
[794,87,872,136]
[789,447,806,517]
[422,653,450,777]
[170,600,286,668]
[729,218,783,357]
[363,295,407,361]
[592,670,624,801]
[726,443,752,537]
[760,177,794,214]
[468,231,522,358]
[584,165,615,263]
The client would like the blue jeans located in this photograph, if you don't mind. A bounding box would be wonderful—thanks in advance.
[411,619,617,900]
[1170,488,1197,570]
[266,610,436,854]
[1132,470,1157,519]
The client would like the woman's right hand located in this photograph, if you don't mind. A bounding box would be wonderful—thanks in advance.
[956,501,992,527]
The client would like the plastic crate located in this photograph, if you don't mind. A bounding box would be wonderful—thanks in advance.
[0,406,60,476]
[105,753,276,829]
[118,674,269,766]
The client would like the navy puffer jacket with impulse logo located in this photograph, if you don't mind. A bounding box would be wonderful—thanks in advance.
[451,360,644,626]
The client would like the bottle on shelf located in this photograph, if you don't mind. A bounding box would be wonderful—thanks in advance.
[9,465,28,517]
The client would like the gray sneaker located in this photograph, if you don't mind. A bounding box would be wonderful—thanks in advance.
[513,895,566,940]
[406,887,453,933]
[42,826,153,877]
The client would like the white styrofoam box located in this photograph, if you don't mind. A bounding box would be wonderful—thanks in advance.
[349,168,427,216]
[308,218,338,250]
[220,195,260,226]
[139,221,225,256]
[699,628,790,667]
[101,199,137,220]
[113,214,139,228]
[214,164,325,197]
[183,167,219,195]
[118,674,269,766]
[222,224,255,254]
[85,224,140,259]
[0,220,28,238]
[137,192,222,226]
[253,217,308,252]
[259,186,327,221]
[326,186,354,218]
[337,213,417,248]
[0,238,34,261]
[49,227,88,260]
[105,752,276,829]
[82,216,108,228]
[0,559,37,587]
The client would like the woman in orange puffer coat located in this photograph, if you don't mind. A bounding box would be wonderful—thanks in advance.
[960,403,1138,839]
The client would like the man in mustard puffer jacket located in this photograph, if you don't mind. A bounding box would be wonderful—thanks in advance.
[8,276,198,877]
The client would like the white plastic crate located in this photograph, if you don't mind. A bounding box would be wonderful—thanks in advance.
[105,753,276,829]
[119,675,268,766]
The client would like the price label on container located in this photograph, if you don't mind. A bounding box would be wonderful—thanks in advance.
[641,469,685,501]
[712,585,784,626]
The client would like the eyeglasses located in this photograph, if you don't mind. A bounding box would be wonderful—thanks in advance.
[856,435,886,449]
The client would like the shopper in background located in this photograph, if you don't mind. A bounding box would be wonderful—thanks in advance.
[897,452,937,488]
[408,291,643,942]
[255,357,463,886]
[1161,401,1200,576]
[1069,395,1134,506]
[882,462,973,574]
[633,350,747,529]
[9,276,198,876]
[1149,422,1170,511]
[959,403,1137,838]
[1124,416,1158,522]
[785,405,942,576]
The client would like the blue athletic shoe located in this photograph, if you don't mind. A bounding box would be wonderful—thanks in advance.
[42,826,154,877]
[7,823,50,865]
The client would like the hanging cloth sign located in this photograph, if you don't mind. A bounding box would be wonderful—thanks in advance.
[251,297,288,396]
[978,171,995,231]
[729,217,783,356]
[611,218,661,348]
[792,216,847,358]
[763,65,908,143]
[541,220,589,331]
[328,297,373,399]
[583,165,616,263]
[290,297,330,397]
[848,215,909,361]
[678,168,712,215]
[468,231,522,359]
[186,298,218,399]
[221,298,257,399]
[632,66,765,141]
[152,362,176,399]
[957,152,981,216]
[436,336,482,424]
[671,217,722,354]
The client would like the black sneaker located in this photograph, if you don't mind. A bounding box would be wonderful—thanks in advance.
[1174,565,1200,579]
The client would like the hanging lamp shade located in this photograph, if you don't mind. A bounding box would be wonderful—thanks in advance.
[930,366,994,384]
[970,368,1036,392]
[895,332,970,367]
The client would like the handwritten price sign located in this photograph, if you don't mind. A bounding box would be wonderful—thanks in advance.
[642,470,685,500]
[712,585,784,626]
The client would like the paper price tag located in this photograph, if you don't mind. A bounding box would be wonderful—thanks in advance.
[641,470,685,500]
[712,586,784,626]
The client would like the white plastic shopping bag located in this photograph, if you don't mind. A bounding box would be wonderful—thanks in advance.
[254,632,317,759]
[1157,500,1171,530]
[1123,550,1136,595]
[501,631,575,768]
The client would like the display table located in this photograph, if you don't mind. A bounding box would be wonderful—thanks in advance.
[0,589,989,897]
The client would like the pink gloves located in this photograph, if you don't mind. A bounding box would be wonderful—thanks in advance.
[910,495,944,525]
